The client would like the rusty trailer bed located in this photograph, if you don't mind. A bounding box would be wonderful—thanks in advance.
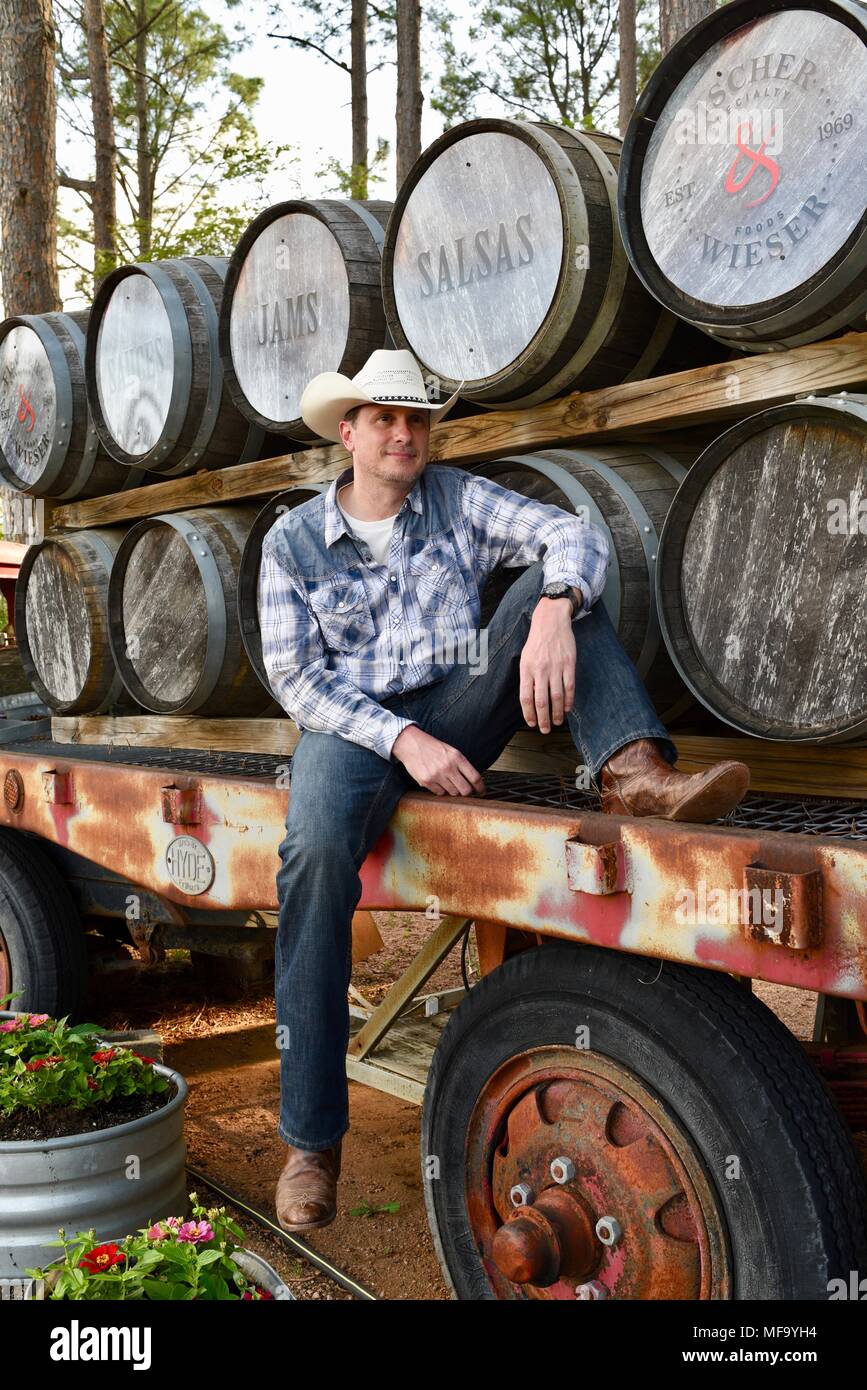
[0,734,864,1009]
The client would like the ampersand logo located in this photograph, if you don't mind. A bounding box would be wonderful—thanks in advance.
[16,385,35,433]
[724,119,781,210]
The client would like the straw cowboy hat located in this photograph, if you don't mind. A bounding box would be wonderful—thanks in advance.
[299,349,463,443]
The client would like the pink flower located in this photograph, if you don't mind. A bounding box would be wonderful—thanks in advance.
[147,1224,166,1241]
[28,1014,50,1026]
[177,1220,214,1244]
[0,1018,23,1033]
[164,1216,183,1231]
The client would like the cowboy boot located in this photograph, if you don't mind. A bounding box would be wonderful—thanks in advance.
[599,738,749,823]
[275,1140,342,1232]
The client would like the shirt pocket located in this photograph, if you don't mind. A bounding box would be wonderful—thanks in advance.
[308,576,376,653]
[407,536,471,615]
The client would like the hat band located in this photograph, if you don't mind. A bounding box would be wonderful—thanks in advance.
[368,393,430,404]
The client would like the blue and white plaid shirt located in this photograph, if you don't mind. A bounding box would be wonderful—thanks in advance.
[258,463,610,761]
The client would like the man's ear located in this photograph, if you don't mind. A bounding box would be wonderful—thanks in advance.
[338,419,354,451]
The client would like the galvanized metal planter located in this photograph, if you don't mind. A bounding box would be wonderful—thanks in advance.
[0,1017,188,1276]
[231,1248,295,1300]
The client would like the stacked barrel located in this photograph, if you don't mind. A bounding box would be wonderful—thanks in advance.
[9,0,867,748]
[9,202,393,716]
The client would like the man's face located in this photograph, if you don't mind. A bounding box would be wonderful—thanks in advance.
[338,404,431,490]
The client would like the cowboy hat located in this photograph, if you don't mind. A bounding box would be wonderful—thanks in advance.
[299,349,463,443]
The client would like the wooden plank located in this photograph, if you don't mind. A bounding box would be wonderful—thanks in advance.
[49,332,867,531]
[51,714,301,753]
[50,717,867,800]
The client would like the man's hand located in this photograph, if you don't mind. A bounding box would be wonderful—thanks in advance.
[392,725,486,796]
[520,595,578,733]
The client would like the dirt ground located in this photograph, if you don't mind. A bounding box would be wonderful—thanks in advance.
[86,913,857,1301]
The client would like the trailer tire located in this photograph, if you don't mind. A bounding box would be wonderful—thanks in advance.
[0,829,88,1019]
[421,943,867,1300]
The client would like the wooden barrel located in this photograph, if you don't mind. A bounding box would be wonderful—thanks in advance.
[381,117,722,410]
[617,0,867,352]
[15,529,130,713]
[237,485,328,684]
[86,257,267,475]
[108,506,275,715]
[657,393,867,741]
[0,312,153,499]
[473,445,697,719]
[218,200,393,442]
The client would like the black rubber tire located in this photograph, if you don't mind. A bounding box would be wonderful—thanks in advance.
[421,943,867,1300]
[0,828,88,1019]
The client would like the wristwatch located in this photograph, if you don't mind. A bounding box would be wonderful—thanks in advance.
[539,582,581,617]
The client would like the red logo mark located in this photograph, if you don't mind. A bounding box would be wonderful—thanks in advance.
[724,120,781,210]
[17,385,35,433]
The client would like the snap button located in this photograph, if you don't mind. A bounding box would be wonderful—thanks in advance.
[337,601,345,608]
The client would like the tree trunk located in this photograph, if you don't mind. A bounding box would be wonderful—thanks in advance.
[350,0,368,199]
[618,0,637,136]
[395,0,422,188]
[659,0,715,54]
[85,0,118,287]
[0,0,61,314]
[135,0,152,258]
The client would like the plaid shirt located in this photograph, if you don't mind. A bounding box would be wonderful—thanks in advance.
[258,463,610,761]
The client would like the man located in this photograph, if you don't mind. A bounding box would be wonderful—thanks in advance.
[258,348,749,1233]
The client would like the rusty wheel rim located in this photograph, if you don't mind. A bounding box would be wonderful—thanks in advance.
[0,923,11,1004]
[465,1047,731,1300]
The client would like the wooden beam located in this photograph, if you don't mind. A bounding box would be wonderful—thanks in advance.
[49,332,867,531]
[51,717,867,800]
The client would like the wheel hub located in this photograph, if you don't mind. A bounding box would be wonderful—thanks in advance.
[467,1048,730,1300]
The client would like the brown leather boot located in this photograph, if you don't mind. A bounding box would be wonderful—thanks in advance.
[275,1140,342,1232]
[599,738,749,823]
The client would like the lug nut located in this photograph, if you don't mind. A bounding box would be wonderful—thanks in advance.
[595,1215,622,1247]
[510,1182,534,1207]
[575,1280,608,1300]
[549,1156,575,1184]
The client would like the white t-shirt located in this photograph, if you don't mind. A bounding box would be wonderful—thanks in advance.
[337,486,398,566]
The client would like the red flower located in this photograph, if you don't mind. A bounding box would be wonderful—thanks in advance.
[90,1049,117,1065]
[132,1052,156,1064]
[86,1078,99,1090]
[79,1243,126,1273]
[242,1286,274,1300]
[24,1055,64,1071]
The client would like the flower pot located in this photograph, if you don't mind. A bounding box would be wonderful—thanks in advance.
[0,1013,187,1276]
[34,1247,295,1300]
[230,1249,295,1300]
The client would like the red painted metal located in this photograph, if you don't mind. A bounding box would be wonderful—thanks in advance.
[0,746,864,999]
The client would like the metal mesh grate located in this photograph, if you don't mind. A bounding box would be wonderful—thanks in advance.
[3,736,866,841]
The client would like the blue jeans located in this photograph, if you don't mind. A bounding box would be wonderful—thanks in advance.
[274,561,676,1149]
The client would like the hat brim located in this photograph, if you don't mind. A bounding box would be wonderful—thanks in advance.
[299,373,464,444]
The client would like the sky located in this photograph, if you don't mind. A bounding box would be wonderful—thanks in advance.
[57,0,494,303]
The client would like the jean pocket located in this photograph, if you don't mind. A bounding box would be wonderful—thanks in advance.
[308,577,376,652]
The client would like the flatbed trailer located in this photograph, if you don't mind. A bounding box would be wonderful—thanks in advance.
[0,728,865,1300]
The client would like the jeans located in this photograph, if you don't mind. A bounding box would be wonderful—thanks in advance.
[274,560,677,1149]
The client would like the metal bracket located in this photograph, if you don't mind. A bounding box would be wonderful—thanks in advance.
[160,783,202,825]
[742,862,823,951]
[42,769,74,805]
[565,838,631,895]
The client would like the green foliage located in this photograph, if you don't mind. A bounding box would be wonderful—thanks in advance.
[57,0,295,294]
[349,1196,401,1218]
[432,0,661,132]
[0,1004,168,1119]
[25,1193,275,1300]
[315,137,390,198]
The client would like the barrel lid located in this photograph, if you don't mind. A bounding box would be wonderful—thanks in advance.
[227,209,351,425]
[619,0,867,330]
[0,319,70,492]
[656,397,867,740]
[388,124,568,385]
